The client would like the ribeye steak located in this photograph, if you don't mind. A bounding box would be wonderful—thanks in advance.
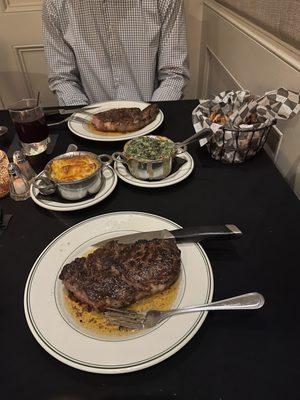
[91,104,159,132]
[59,239,181,310]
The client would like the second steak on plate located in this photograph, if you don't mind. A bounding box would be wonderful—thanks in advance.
[91,104,159,132]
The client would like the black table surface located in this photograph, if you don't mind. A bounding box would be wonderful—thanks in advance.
[1,100,299,399]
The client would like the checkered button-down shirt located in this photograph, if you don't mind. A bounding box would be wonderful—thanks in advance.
[42,0,190,106]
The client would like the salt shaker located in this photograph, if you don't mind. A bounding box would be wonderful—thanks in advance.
[7,163,30,201]
[13,150,36,183]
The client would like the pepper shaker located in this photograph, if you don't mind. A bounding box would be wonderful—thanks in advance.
[7,163,30,201]
[13,150,36,183]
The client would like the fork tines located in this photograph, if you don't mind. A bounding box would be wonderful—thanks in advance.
[104,308,146,330]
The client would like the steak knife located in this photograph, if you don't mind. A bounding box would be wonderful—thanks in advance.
[44,105,101,116]
[92,225,242,247]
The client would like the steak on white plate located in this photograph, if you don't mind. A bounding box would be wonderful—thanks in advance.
[59,238,181,310]
[91,104,159,132]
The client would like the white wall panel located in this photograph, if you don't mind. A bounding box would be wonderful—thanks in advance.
[184,0,204,99]
[14,45,57,105]
[0,0,41,13]
[0,8,57,107]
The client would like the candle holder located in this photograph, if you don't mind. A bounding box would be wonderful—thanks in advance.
[0,150,9,198]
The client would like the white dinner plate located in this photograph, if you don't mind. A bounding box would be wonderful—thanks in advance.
[24,212,214,374]
[30,166,117,212]
[114,151,194,188]
[68,100,164,142]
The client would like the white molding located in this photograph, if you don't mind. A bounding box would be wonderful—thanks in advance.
[0,0,42,13]
[203,0,300,72]
[13,44,44,98]
[202,49,209,97]
[203,46,243,95]
[269,128,283,162]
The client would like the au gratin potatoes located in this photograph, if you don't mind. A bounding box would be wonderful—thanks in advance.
[50,155,100,182]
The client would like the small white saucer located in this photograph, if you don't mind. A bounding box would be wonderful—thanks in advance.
[30,166,118,211]
[114,152,194,188]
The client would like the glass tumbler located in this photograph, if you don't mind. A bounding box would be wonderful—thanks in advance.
[8,98,50,156]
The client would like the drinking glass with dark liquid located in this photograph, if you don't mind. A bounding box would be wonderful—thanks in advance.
[8,99,50,156]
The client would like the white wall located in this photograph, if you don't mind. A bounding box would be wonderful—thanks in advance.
[184,0,204,99]
[0,1,57,108]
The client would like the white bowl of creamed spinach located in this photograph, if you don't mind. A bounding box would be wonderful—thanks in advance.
[112,135,183,180]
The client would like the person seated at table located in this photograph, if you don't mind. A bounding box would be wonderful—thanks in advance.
[42,0,190,106]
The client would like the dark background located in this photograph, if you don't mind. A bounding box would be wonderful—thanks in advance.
[1,100,299,399]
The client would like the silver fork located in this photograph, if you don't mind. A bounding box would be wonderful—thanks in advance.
[105,293,265,330]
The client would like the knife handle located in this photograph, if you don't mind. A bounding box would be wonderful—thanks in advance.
[171,225,243,243]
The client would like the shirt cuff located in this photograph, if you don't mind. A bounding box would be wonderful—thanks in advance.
[151,86,183,102]
[53,82,89,106]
